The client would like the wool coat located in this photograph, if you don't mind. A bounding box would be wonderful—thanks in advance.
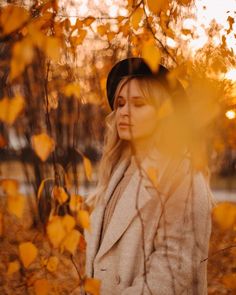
[84,148,213,295]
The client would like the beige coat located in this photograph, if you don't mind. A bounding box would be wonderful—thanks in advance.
[84,148,213,295]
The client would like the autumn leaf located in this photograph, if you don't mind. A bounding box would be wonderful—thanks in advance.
[7,194,25,218]
[44,37,61,62]
[69,194,82,212]
[131,7,144,30]
[19,242,38,268]
[62,82,81,98]
[77,210,90,230]
[61,229,81,255]
[0,5,29,35]
[52,186,68,204]
[10,38,34,80]
[0,179,19,195]
[7,260,20,275]
[141,41,161,73]
[31,133,55,162]
[34,279,51,295]
[84,16,95,26]
[0,95,25,125]
[84,278,101,295]
[83,156,92,181]
[46,256,59,272]
[146,0,169,15]
[213,202,236,230]
[97,25,107,36]
[62,214,76,233]
[47,216,66,248]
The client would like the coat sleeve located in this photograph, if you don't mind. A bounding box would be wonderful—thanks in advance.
[121,159,213,295]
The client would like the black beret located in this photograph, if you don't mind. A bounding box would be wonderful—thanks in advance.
[106,57,171,110]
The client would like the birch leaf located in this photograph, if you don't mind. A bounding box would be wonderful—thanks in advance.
[7,260,20,275]
[31,133,55,162]
[19,242,38,268]
[7,194,25,218]
[84,278,101,295]
[142,42,161,73]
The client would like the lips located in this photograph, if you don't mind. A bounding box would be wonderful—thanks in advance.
[118,123,132,127]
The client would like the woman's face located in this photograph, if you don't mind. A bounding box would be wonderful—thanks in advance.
[115,78,158,143]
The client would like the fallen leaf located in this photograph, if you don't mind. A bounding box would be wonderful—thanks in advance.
[7,193,25,218]
[7,260,20,275]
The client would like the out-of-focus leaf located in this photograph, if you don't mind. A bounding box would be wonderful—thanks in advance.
[146,0,169,15]
[213,202,236,230]
[84,16,95,26]
[77,210,90,230]
[84,278,101,295]
[7,194,25,218]
[156,100,174,120]
[31,133,55,162]
[62,82,81,98]
[0,179,19,195]
[69,194,82,212]
[62,214,75,233]
[131,7,144,30]
[46,256,59,272]
[97,25,107,36]
[34,279,51,295]
[10,38,34,80]
[44,37,61,62]
[0,134,7,147]
[142,41,161,73]
[61,229,81,255]
[19,242,38,268]
[83,156,92,181]
[37,178,54,200]
[0,5,29,35]
[0,95,25,125]
[7,260,20,275]
[52,186,68,205]
[47,216,66,248]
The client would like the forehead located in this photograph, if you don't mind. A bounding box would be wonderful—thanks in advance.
[117,78,143,97]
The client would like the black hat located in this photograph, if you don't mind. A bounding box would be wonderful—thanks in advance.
[106,57,171,110]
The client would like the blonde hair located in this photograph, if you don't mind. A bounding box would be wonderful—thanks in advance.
[85,75,185,208]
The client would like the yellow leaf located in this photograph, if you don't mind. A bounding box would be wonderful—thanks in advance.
[107,31,116,42]
[69,194,82,212]
[146,166,159,187]
[47,216,66,248]
[34,279,51,295]
[19,242,38,268]
[31,133,55,162]
[0,95,25,125]
[77,210,90,230]
[62,214,76,233]
[97,25,107,36]
[44,37,61,62]
[7,260,20,275]
[131,7,144,30]
[83,156,92,181]
[10,38,34,80]
[84,278,101,295]
[141,42,161,73]
[146,0,169,15]
[84,16,95,26]
[177,0,192,5]
[0,179,19,195]
[7,194,25,218]
[0,212,3,236]
[46,256,58,272]
[0,5,29,35]
[52,186,68,204]
[63,82,81,98]
[213,202,236,230]
[62,229,81,255]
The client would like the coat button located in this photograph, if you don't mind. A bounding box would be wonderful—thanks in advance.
[115,274,121,285]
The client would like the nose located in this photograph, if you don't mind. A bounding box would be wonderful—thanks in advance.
[119,100,130,116]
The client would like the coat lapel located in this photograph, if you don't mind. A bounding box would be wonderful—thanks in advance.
[85,155,130,275]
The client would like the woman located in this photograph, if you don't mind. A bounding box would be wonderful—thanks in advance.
[84,57,214,295]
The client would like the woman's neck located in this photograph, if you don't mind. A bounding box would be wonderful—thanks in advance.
[130,136,156,162]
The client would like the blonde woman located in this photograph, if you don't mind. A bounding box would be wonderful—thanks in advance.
[84,57,213,295]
